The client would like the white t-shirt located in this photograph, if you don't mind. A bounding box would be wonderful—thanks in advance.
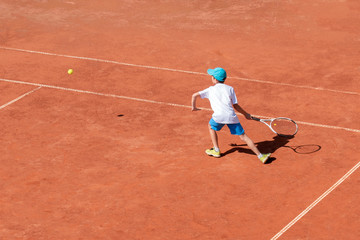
[199,83,239,124]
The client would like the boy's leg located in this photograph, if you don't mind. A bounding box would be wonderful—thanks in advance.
[239,133,261,156]
[208,123,219,150]
[206,122,221,157]
[239,133,271,163]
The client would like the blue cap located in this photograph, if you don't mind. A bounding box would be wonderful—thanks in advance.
[207,67,227,81]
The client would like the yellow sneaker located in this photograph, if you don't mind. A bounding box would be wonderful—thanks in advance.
[259,153,271,164]
[205,148,221,158]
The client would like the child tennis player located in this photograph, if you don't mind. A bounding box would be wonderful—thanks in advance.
[191,67,271,164]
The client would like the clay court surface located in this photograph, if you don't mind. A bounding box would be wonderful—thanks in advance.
[1,0,360,239]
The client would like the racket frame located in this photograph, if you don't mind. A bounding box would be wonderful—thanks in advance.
[251,116,298,137]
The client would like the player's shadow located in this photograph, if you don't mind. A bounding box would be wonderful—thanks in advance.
[222,135,295,164]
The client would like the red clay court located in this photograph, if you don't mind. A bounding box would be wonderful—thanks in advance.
[0,0,359,239]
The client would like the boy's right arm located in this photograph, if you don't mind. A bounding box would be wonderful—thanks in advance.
[191,92,201,111]
[233,103,252,119]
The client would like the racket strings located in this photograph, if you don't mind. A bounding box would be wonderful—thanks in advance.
[271,118,298,136]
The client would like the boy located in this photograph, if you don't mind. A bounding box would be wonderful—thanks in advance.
[191,67,271,164]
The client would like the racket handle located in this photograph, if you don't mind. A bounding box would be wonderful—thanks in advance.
[251,116,261,121]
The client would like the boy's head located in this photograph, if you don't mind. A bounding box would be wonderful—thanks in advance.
[207,67,227,82]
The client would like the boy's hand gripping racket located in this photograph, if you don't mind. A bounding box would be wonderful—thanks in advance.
[251,116,298,137]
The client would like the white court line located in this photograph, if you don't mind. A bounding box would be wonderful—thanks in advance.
[1,77,359,134]
[271,160,360,240]
[1,46,359,96]
[295,120,360,133]
[0,86,42,110]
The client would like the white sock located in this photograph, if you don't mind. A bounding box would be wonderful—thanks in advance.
[214,147,220,152]
[258,153,263,159]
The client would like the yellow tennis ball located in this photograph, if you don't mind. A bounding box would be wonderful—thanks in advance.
[67,69,73,74]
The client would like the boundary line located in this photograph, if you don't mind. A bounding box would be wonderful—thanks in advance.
[1,46,359,96]
[0,86,42,110]
[1,77,359,134]
[271,160,360,240]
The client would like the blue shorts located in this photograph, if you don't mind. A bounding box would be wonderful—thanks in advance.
[209,118,245,135]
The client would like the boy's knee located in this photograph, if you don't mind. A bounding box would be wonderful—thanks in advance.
[239,133,247,141]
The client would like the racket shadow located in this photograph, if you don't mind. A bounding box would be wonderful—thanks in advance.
[223,136,321,162]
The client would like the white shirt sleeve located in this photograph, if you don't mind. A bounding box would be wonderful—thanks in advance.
[230,88,238,105]
[199,87,210,99]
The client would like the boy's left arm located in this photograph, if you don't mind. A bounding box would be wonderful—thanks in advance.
[191,92,201,111]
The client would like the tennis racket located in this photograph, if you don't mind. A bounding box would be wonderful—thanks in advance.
[251,116,298,137]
